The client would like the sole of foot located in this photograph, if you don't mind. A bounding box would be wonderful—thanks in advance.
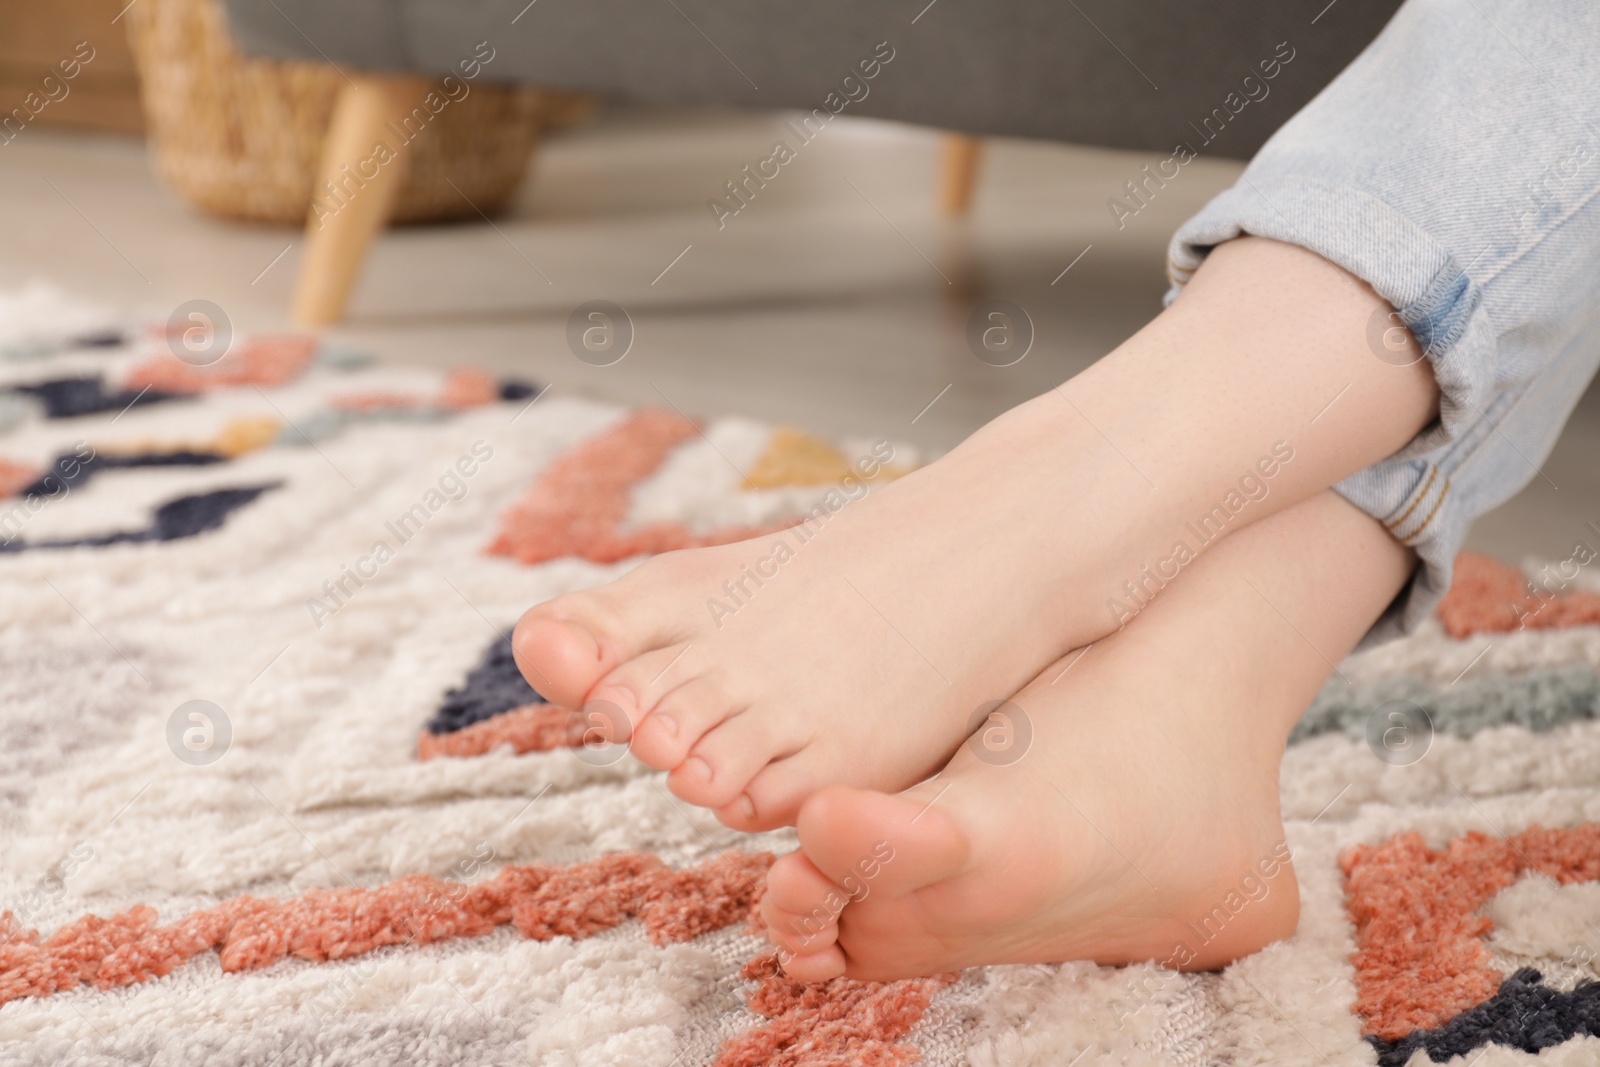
[759,633,1301,981]
[758,489,1417,980]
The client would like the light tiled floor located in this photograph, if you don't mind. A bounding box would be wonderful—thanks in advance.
[2,107,1594,561]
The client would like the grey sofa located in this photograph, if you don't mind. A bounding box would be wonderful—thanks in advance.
[224,0,1406,156]
[217,0,1404,322]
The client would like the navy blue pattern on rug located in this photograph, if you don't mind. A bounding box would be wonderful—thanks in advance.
[425,633,545,735]
[1371,969,1600,1066]
[8,375,186,419]
[1,484,280,552]
[21,449,228,498]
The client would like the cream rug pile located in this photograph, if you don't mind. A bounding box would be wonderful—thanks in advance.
[2,283,1599,1066]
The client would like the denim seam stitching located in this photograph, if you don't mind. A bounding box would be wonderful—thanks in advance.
[1382,466,1439,533]
[1402,267,1479,370]
[1399,477,1451,545]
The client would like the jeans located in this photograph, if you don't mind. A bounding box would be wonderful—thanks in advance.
[1165,0,1600,644]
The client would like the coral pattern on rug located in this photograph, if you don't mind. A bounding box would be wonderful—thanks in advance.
[1344,825,1600,1043]
[1437,550,1600,637]
[123,336,318,394]
[485,407,790,565]
[713,955,957,1067]
[417,704,581,761]
[0,852,771,1003]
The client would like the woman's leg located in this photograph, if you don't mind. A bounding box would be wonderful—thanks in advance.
[1168,0,1600,639]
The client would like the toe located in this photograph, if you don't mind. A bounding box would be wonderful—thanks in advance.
[512,584,681,708]
[779,946,847,982]
[768,914,838,957]
[796,785,972,899]
[668,711,801,810]
[760,853,848,958]
[584,642,695,741]
[715,758,817,831]
[764,851,843,916]
[511,612,600,707]
[629,674,745,771]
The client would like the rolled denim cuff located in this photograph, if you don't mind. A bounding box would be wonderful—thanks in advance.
[1164,179,1498,644]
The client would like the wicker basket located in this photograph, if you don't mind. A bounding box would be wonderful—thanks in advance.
[124,0,575,225]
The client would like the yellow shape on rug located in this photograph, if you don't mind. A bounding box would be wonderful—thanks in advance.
[744,427,912,489]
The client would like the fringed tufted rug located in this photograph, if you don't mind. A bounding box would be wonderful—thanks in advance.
[3,283,1600,1066]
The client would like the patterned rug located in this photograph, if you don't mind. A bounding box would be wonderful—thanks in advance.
[3,283,1600,1066]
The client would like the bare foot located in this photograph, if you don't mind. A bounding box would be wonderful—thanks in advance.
[514,238,1437,829]
[760,492,1415,980]
[514,401,1119,828]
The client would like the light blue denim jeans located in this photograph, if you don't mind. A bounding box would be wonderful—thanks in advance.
[1165,0,1600,644]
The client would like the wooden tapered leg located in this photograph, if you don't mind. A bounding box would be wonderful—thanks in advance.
[291,74,429,327]
[938,133,984,218]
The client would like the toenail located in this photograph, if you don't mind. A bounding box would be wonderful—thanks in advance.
[650,714,677,738]
[736,795,755,820]
[684,756,712,781]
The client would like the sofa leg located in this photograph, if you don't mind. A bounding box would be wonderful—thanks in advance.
[291,74,430,327]
[938,133,984,218]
